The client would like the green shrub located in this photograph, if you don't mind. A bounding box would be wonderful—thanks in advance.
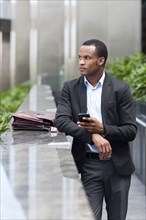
[0,112,12,134]
[106,53,146,102]
[0,84,30,134]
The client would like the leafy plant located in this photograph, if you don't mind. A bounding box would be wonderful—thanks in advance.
[0,84,30,134]
[0,85,30,113]
[106,53,146,102]
[0,112,12,134]
[125,63,146,101]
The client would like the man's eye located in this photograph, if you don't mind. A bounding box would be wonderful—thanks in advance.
[78,56,91,60]
[85,56,90,60]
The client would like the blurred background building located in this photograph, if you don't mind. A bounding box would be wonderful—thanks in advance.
[0,0,145,93]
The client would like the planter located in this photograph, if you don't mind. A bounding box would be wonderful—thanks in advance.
[132,101,146,186]
[135,101,146,116]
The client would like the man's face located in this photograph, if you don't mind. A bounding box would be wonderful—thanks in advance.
[78,45,104,77]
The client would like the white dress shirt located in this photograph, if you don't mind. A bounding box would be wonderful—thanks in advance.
[84,72,105,153]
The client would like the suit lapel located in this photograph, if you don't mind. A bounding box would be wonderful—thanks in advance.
[78,77,87,113]
[101,74,111,123]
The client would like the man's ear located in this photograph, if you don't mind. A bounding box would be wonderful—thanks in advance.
[98,57,105,65]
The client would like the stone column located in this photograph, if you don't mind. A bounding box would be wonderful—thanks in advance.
[64,0,77,81]
[11,0,30,85]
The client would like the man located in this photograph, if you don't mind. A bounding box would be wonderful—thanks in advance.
[54,39,137,220]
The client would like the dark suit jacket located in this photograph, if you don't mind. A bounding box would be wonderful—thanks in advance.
[54,73,137,176]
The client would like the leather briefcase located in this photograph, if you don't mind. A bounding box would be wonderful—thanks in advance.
[12,110,55,131]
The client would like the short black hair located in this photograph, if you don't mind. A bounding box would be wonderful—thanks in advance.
[82,39,108,64]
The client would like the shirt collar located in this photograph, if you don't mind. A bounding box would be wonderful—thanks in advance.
[84,71,105,88]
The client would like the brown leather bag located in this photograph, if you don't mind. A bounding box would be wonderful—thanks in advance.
[12,110,55,131]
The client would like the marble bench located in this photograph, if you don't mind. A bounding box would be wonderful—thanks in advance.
[0,85,94,220]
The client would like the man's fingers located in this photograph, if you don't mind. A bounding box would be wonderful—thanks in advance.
[98,140,112,160]
[92,134,112,160]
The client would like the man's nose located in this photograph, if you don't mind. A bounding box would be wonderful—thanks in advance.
[79,58,85,65]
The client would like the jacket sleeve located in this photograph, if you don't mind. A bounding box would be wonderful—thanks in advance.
[54,82,93,143]
[103,84,137,142]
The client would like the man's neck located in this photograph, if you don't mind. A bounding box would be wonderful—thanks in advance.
[86,71,104,87]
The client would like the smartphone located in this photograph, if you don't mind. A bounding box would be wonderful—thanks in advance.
[78,113,90,122]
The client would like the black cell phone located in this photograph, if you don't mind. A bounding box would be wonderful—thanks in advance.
[78,113,90,122]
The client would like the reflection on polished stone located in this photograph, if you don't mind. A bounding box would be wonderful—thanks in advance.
[1,141,94,219]
[1,129,69,146]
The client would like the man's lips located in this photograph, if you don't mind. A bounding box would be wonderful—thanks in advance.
[79,67,86,71]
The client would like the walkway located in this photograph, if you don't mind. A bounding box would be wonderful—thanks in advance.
[127,174,145,220]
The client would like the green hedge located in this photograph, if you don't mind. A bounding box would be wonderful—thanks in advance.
[0,84,30,134]
[106,53,146,102]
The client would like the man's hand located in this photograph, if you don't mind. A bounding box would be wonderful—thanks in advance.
[92,134,112,160]
[77,117,104,134]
